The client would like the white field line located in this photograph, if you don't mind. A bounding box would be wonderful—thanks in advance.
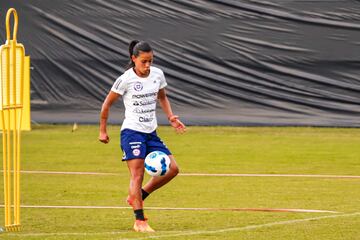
[181,173,360,178]
[12,170,360,179]
[0,204,338,213]
[5,212,360,238]
[20,170,120,176]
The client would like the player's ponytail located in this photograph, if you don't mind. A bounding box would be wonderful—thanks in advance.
[126,40,152,70]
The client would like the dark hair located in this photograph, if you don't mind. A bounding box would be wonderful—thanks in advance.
[126,40,152,69]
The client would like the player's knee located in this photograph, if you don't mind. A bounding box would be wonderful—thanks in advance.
[131,172,144,184]
[170,164,179,176]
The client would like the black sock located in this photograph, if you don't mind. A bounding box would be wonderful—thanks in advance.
[142,189,150,201]
[134,209,145,220]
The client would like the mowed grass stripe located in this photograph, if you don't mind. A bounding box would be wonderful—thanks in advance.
[19,125,360,175]
[5,212,359,239]
[9,170,360,179]
[0,204,338,213]
[124,212,360,240]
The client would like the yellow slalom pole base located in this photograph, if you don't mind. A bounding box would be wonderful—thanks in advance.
[1,224,21,232]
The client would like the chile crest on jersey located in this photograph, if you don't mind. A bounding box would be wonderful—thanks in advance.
[134,82,143,91]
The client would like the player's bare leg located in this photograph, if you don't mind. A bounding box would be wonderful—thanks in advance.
[126,158,154,232]
[142,155,179,194]
[127,159,144,209]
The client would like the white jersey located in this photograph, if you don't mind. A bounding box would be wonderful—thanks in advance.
[111,66,167,133]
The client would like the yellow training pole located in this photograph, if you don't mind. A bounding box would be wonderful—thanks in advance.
[1,113,9,227]
[16,108,22,225]
[5,30,12,230]
[0,8,25,232]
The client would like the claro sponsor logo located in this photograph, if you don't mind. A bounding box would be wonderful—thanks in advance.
[139,116,154,122]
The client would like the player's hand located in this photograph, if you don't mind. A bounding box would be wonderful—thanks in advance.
[99,132,110,143]
[169,115,186,134]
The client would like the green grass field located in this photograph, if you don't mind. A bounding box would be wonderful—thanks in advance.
[1,125,359,239]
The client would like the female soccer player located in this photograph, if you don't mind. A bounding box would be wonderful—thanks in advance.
[99,40,186,232]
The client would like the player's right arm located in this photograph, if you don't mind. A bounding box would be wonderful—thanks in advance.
[99,91,121,144]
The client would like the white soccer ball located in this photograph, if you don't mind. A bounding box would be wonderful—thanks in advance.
[144,151,171,177]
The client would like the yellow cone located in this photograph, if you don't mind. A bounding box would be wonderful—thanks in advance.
[72,122,78,132]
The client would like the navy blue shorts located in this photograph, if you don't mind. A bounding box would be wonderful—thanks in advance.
[120,129,171,161]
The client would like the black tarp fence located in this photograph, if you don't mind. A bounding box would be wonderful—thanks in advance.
[1,0,359,126]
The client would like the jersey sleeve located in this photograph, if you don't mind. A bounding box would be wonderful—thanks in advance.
[159,70,168,89]
[111,75,127,95]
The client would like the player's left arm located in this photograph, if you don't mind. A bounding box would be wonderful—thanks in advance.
[158,88,186,133]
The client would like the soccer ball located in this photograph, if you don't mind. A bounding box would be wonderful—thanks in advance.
[144,151,171,177]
